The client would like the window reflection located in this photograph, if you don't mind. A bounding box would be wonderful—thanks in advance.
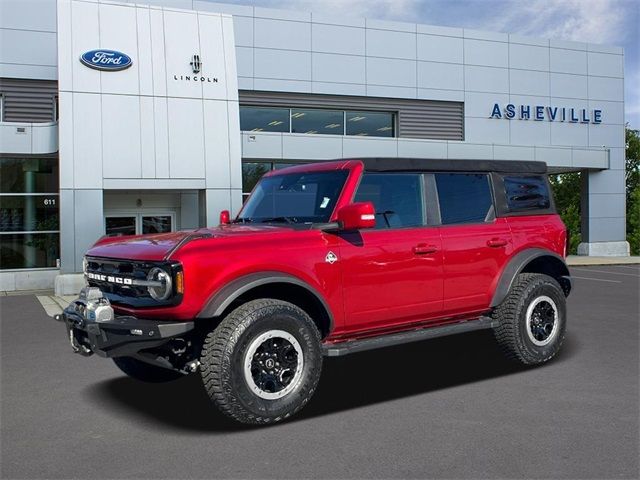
[346,111,394,137]
[239,107,289,133]
[291,109,343,135]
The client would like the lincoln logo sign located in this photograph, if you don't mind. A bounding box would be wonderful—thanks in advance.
[80,50,132,71]
[490,103,602,124]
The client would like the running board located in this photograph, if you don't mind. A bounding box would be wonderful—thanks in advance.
[322,316,499,357]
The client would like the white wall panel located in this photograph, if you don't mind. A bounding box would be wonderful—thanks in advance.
[550,48,587,74]
[136,7,154,96]
[241,132,283,159]
[510,70,550,97]
[510,119,551,146]
[222,15,239,101]
[283,135,342,160]
[587,52,623,77]
[465,66,509,93]
[590,100,624,126]
[509,44,549,71]
[163,10,201,99]
[417,34,463,63]
[312,24,365,56]
[71,0,100,93]
[417,61,463,91]
[98,3,139,96]
[534,146,571,167]
[255,18,311,51]
[589,124,625,149]
[466,92,508,118]
[254,49,311,81]
[0,29,57,66]
[236,47,253,77]
[167,97,205,178]
[464,117,509,144]
[231,15,253,47]
[312,53,365,84]
[397,139,447,158]
[551,122,588,147]
[343,137,397,157]
[198,14,229,101]
[366,57,416,88]
[464,39,508,67]
[153,96,170,177]
[149,8,167,97]
[227,101,243,189]
[101,94,141,179]
[1,0,57,31]
[203,99,231,188]
[447,142,493,159]
[550,73,587,99]
[493,145,535,161]
[140,96,156,178]
[72,93,102,188]
[366,29,416,60]
[588,76,624,102]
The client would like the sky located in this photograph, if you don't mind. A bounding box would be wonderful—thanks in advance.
[223,0,640,129]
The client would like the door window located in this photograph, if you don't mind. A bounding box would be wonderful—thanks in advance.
[105,214,174,236]
[105,216,136,237]
[435,173,493,225]
[354,173,424,229]
[142,215,172,234]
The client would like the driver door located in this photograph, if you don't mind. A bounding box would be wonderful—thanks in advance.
[334,173,444,334]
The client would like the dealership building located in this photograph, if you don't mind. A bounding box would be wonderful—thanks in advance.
[0,0,629,292]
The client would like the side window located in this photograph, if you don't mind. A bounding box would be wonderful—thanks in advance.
[435,173,492,224]
[354,173,424,229]
[503,175,551,211]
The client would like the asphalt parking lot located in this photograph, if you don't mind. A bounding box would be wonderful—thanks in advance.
[1,265,638,479]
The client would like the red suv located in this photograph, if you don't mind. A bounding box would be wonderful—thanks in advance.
[58,158,572,425]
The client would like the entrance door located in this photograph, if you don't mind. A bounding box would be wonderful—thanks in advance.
[104,213,175,237]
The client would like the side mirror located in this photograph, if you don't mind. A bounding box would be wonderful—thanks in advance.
[219,210,230,225]
[336,202,376,230]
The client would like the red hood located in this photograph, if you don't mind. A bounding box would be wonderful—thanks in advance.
[86,225,294,261]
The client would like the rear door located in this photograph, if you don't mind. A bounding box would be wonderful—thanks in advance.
[336,172,444,334]
[434,173,514,315]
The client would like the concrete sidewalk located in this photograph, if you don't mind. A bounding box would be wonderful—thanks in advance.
[567,255,640,266]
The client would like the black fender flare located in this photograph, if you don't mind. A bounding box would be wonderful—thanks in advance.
[196,271,334,331]
[490,248,571,308]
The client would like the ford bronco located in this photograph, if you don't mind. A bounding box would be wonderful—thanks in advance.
[57,158,572,425]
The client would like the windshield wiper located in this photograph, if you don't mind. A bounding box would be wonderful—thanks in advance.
[260,216,296,224]
[231,218,253,224]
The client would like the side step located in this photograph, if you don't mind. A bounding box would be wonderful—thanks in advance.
[322,316,499,357]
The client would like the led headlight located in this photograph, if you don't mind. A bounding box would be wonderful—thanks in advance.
[82,256,88,275]
[147,267,173,301]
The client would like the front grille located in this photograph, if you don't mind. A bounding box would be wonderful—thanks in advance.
[85,257,170,308]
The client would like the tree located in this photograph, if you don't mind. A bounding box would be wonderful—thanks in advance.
[626,126,640,254]
[549,172,581,254]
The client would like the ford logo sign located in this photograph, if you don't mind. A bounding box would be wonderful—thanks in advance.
[80,49,132,71]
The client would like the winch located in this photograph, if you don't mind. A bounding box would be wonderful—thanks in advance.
[75,287,114,323]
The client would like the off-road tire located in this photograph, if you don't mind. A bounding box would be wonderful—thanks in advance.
[200,299,322,425]
[492,273,566,365]
[112,356,184,383]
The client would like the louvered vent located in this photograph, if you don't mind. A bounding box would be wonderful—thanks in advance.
[0,78,57,123]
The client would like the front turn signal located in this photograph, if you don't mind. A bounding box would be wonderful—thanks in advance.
[175,270,184,294]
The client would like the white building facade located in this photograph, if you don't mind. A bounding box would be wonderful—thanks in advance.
[0,0,629,292]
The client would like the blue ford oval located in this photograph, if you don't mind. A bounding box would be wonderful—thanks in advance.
[80,49,132,71]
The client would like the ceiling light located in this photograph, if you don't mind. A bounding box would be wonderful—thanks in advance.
[348,116,366,122]
[324,123,341,129]
[305,130,318,134]
[268,120,283,126]
[250,128,264,132]
[377,126,392,131]
[291,112,306,118]
[356,132,369,136]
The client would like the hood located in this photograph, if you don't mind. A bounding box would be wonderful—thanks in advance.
[86,224,295,261]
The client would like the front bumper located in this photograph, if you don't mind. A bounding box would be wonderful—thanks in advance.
[56,302,194,358]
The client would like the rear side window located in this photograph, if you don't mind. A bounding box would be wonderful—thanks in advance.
[354,173,424,229]
[503,175,551,211]
[435,173,493,224]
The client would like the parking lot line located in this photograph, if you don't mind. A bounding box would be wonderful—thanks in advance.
[571,275,622,283]
[571,267,639,278]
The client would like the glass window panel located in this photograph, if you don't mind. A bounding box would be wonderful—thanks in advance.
[240,107,289,133]
[504,175,551,211]
[0,233,59,269]
[238,171,349,224]
[142,215,172,234]
[0,195,59,232]
[291,109,343,135]
[242,163,271,194]
[354,173,424,229]
[105,217,136,237]
[346,111,394,137]
[0,157,59,193]
[435,173,493,224]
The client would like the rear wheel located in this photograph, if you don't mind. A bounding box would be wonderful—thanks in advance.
[492,273,567,365]
[112,356,183,383]
[199,299,322,425]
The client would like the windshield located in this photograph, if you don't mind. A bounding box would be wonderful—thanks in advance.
[237,170,349,224]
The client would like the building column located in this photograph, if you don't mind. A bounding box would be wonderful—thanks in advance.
[578,147,630,256]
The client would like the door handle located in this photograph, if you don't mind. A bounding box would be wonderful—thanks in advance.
[413,244,438,255]
[487,238,508,248]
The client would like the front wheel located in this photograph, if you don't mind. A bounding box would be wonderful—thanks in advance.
[492,273,567,365]
[199,299,322,425]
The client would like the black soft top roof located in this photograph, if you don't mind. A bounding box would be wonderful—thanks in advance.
[355,158,547,174]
